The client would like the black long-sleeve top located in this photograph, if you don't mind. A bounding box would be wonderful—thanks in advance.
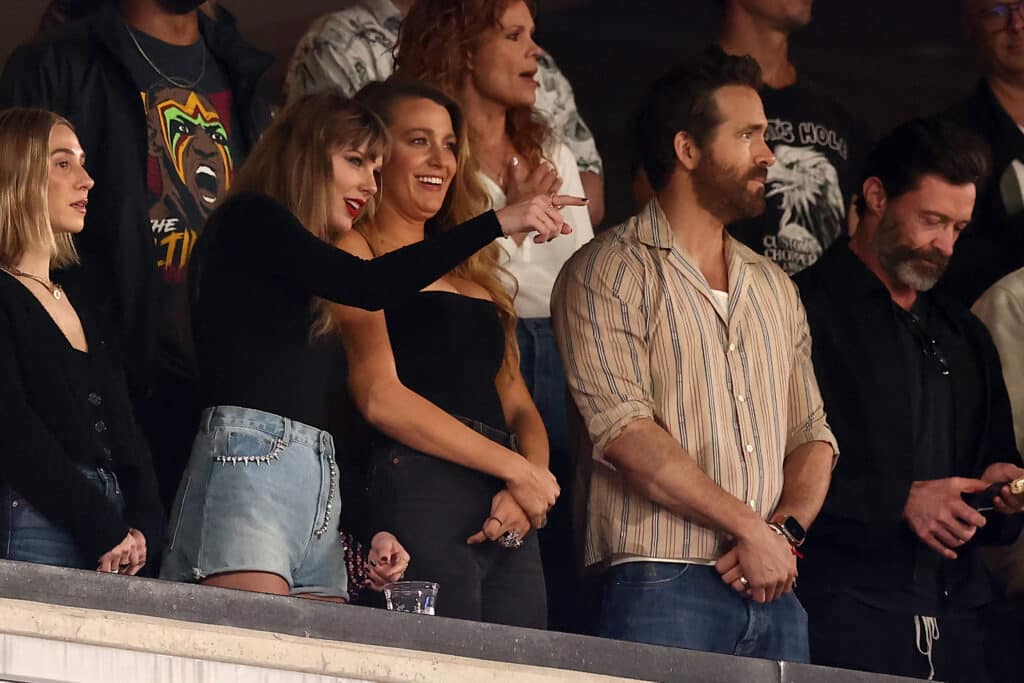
[190,192,504,430]
[0,269,165,563]
[794,239,1023,610]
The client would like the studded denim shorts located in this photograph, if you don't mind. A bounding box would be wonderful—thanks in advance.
[159,406,346,599]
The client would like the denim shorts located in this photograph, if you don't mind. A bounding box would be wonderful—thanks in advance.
[160,406,347,599]
[1,466,125,570]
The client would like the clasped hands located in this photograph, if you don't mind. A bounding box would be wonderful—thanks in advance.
[715,521,798,604]
[467,459,559,545]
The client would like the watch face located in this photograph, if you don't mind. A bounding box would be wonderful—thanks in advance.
[783,517,806,543]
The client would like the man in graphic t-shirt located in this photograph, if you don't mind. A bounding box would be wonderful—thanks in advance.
[718,0,866,275]
[0,0,271,511]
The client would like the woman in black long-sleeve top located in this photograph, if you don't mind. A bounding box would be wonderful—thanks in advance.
[0,107,164,574]
[159,91,572,600]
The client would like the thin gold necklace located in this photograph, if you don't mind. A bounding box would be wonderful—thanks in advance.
[0,264,64,300]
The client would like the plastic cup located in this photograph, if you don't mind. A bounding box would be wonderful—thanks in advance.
[383,581,439,615]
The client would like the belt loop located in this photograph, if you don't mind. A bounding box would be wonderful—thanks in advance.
[203,407,215,433]
[281,416,292,446]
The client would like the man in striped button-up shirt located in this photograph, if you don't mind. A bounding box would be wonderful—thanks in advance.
[552,48,837,661]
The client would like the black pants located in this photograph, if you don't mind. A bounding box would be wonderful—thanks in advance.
[136,370,201,514]
[368,420,547,628]
[802,589,990,682]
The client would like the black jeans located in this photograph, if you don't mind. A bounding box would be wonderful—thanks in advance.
[368,418,547,628]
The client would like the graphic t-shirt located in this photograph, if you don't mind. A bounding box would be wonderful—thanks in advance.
[729,82,865,275]
[119,26,239,376]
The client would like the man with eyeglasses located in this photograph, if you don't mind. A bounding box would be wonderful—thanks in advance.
[942,1,1024,306]
[793,118,1024,682]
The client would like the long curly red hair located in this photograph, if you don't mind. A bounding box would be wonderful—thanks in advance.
[394,0,552,172]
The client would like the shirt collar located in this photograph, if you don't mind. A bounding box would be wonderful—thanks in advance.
[634,197,761,266]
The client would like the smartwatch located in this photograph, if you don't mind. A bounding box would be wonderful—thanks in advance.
[775,516,806,547]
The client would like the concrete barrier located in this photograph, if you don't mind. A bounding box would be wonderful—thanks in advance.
[0,560,916,682]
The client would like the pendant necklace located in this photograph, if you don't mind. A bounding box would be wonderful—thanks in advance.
[0,264,64,300]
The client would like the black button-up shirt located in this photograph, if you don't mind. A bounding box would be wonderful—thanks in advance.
[794,239,1023,614]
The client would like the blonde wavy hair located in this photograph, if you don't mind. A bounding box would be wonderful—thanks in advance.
[0,108,80,270]
[394,0,553,174]
[228,92,389,337]
[355,79,520,374]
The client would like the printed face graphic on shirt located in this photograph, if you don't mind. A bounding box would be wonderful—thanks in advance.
[151,88,233,210]
[143,85,234,284]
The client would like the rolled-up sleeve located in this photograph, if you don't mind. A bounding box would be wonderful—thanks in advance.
[785,282,839,463]
[552,241,652,458]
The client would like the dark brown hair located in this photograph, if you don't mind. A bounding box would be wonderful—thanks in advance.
[636,46,762,191]
[856,117,991,215]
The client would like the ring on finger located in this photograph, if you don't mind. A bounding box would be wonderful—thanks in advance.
[739,576,749,587]
[499,530,524,549]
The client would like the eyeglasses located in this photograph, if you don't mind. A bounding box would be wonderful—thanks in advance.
[979,2,1024,29]
[904,311,951,377]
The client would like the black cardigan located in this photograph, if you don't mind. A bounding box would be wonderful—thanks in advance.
[794,240,1023,604]
[0,270,165,563]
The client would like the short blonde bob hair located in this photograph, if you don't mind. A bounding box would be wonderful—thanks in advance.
[0,107,80,269]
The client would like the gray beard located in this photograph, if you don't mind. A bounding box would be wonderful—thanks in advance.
[874,216,947,292]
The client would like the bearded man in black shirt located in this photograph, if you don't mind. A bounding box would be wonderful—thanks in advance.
[794,118,1024,682]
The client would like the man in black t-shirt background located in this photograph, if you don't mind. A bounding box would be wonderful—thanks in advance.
[718,0,866,274]
[0,0,272,512]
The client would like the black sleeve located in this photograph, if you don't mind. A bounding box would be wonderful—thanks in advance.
[212,193,503,311]
[0,307,130,563]
[0,43,61,110]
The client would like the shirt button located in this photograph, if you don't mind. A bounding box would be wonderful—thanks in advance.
[11,500,18,509]
[94,420,107,433]
[88,392,103,406]
[737,394,745,403]
[748,499,756,509]
[745,443,754,453]
[728,343,736,352]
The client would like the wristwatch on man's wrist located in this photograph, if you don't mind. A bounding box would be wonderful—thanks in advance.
[771,516,806,548]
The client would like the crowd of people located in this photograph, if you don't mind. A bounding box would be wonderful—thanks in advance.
[1,1,1024,681]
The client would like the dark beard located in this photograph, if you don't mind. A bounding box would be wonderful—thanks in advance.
[692,153,767,225]
[155,0,205,15]
[874,215,949,291]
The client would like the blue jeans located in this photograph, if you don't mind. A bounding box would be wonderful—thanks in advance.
[517,318,580,630]
[516,318,568,459]
[599,562,809,662]
[1,466,125,569]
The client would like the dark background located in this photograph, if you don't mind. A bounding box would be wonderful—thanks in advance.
[2,1,980,225]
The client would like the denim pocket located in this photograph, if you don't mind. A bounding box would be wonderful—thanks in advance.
[612,562,692,587]
[9,496,52,530]
[213,428,285,464]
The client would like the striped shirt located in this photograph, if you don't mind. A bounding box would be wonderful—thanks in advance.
[551,199,838,568]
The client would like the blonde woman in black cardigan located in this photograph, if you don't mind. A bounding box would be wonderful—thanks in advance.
[0,107,164,574]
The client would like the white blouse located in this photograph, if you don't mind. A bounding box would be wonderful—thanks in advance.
[480,142,595,319]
